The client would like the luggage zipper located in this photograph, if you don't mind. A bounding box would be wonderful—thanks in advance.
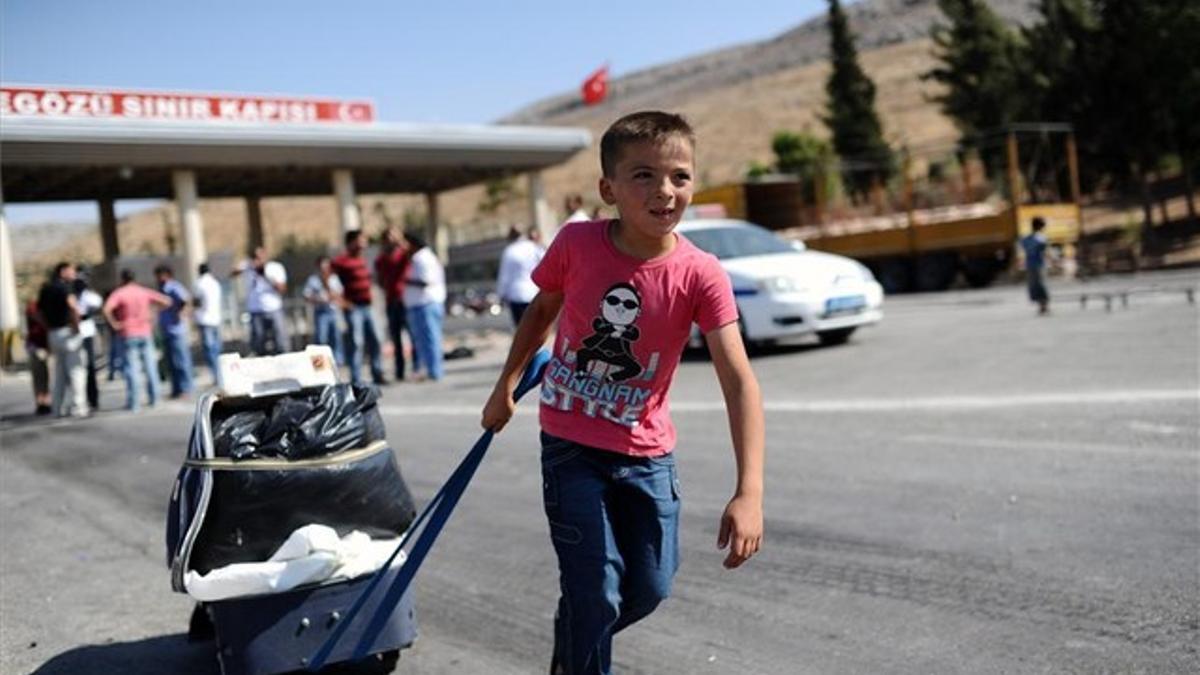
[183,440,390,471]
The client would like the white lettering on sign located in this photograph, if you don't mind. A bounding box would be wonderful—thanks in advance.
[0,86,375,124]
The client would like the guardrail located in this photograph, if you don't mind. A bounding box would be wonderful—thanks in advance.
[1073,286,1196,312]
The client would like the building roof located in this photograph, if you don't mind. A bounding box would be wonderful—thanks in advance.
[0,116,591,202]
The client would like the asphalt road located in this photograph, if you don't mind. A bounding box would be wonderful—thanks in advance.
[1,270,1197,674]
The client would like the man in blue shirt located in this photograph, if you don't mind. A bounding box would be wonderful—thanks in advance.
[1020,217,1051,315]
[155,264,195,398]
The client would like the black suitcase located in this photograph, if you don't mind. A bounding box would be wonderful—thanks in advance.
[197,570,416,675]
[167,348,418,674]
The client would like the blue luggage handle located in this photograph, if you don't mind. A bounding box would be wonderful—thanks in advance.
[308,349,550,670]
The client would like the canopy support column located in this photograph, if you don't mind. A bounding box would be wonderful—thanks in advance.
[172,169,207,288]
[527,171,554,241]
[333,169,360,236]
[246,195,265,254]
[0,187,20,366]
[99,198,120,260]
[425,192,447,262]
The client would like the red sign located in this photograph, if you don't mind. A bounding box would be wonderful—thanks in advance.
[0,85,375,124]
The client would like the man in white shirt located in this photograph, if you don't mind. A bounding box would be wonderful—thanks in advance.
[235,247,289,355]
[193,262,224,387]
[564,194,590,224]
[402,232,447,381]
[74,273,104,410]
[496,225,545,326]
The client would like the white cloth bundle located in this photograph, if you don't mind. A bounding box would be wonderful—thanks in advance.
[185,524,404,601]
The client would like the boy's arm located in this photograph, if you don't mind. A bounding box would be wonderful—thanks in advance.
[481,289,563,432]
[705,322,765,570]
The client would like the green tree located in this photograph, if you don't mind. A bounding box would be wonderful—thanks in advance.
[1089,0,1188,228]
[1166,1,1200,224]
[1016,0,1102,192]
[476,176,523,215]
[925,0,1025,170]
[770,131,841,204]
[1018,0,1096,124]
[823,0,893,195]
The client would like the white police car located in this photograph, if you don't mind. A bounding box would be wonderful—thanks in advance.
[679,219,883,347]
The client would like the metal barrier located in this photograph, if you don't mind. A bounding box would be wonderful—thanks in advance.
[1074,286,1196,312]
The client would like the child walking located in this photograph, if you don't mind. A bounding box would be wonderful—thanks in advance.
[482,111,765,674]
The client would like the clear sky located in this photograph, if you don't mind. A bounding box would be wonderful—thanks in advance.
[2,0,825,225]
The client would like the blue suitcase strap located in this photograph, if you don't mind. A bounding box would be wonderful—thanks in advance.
[309,349,550,670]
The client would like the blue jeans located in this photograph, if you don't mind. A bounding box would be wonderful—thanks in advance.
[162,330,194,396]
[540,432,681,675]
[385,300,413,379]
[122,336,161,411]
[107,328,125,380]
[342,304,384,386]
[508,301,530,326]
[406,302,444,381]
[199,325,223,388]
[250,311,289,355]
[312,306,343,366]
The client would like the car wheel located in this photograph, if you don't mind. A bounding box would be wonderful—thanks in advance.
[817,327,856,346]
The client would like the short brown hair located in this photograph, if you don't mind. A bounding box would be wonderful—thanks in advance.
[600,111,695,177]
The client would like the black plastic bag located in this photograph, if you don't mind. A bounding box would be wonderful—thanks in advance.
[214,411,268,460]
[213,384,382,461]
[266,384,377,460]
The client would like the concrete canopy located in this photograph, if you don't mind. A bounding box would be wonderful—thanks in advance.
[0,117,592,201]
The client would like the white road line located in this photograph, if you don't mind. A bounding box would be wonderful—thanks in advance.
[900,433,1198,461]
[376,389,1199,417]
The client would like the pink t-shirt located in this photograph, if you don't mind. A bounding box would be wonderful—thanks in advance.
[103,284,159,338]
[532,220,738,457]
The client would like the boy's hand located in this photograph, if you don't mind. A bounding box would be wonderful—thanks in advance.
[717,493,763,569]
[481,384,516,433]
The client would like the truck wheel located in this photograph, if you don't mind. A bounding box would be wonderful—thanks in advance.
[873,259,912,294]
[962,257,1000,288]
[915,253,958,291]
[817,327,856,346]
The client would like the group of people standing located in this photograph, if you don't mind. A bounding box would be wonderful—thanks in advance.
[25,262,102,417]
[319,226,447,386]
[22,225,449,418]
[25,261,200,417]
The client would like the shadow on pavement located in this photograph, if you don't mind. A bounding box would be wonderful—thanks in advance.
[31,634,218,675]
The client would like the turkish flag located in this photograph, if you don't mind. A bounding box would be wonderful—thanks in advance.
[581,66,608,105]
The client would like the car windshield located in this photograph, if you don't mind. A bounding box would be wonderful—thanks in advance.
[682,226,795,260]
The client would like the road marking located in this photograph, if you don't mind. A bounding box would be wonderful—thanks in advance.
[377,389,1199,417]
[1128,420,1186,435]
[900,433,1197,460]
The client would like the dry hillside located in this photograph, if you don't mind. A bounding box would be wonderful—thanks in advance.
[13,0,1039,295]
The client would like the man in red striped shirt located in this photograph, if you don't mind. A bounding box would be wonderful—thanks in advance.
[374,227,414,381]
[331,229,385,386]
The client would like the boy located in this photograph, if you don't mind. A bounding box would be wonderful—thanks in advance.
[482,111,764,674]
[1021,216,1050,315]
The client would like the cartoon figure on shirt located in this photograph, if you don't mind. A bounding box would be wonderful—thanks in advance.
[575,282,644,383]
